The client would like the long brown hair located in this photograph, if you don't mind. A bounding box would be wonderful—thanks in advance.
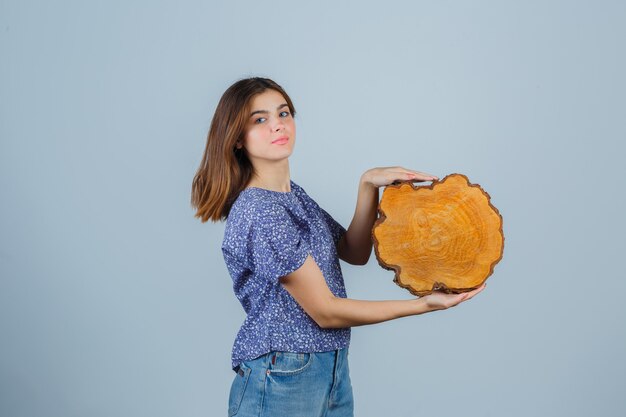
[191,77,297,222]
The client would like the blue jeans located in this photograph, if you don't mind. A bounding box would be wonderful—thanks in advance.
[228,348,354,417]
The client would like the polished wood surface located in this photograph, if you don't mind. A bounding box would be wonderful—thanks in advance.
[372,173,504,296]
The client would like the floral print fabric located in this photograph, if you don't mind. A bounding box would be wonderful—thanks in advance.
[221,180,351,370]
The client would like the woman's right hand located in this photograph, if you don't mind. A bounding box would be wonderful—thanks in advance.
[419,283,487,312]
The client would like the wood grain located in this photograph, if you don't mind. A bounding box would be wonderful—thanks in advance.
[372,173,504,296]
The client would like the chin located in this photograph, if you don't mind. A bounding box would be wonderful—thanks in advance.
[273,146,295,159]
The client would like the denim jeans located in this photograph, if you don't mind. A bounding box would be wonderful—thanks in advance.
[228,348,354,417]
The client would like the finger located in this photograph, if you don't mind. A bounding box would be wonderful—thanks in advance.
[386,167,438,183]
[464,283,487,300]
[406,170,439,181]
[392,171,432,183]
[451,293,470,307]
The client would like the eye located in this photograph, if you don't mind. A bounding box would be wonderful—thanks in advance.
[254,117,266,124]
[280,111,291,117]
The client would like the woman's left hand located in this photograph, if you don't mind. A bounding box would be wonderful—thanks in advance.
[361,166,439,189]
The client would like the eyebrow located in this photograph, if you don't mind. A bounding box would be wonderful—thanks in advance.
[249,103,289,118]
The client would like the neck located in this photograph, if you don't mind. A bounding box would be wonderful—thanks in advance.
[247,159,292,192]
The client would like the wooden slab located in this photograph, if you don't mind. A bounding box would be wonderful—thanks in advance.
[372,173,504,296]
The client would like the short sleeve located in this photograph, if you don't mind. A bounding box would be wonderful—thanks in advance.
[250,203,310,281]
[319,207,346,246]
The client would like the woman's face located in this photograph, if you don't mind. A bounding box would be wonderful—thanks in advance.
[239,89,296,164]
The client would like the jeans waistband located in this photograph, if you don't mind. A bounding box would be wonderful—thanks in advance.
[233,347,347,374]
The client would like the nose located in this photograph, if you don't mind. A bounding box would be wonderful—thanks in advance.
[272,117,285,132]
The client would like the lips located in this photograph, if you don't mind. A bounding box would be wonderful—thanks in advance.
[272,136,289,145]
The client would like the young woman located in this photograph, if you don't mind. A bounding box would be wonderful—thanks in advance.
[191,77,485,417]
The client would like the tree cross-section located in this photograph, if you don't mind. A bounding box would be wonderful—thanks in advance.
[372,173,504,296]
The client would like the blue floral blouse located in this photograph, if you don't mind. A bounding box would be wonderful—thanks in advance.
[221,180,351,371]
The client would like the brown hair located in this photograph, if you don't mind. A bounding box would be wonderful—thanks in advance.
[191,77,297,222]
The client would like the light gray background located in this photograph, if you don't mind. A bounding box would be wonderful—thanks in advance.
[1,1,625,416]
